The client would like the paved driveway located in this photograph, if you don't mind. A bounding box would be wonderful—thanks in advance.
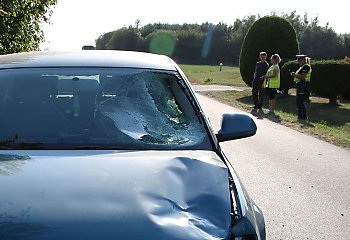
[192,84,247,92]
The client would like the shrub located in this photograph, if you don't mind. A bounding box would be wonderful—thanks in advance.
[239,16,299,87]
[310,60,350,104]
[341,57,350,99]
[281,60,350,102]
[280,60,299,94]
[342,90,350,99]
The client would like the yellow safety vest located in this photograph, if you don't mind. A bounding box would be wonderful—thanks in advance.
[266,64,280,88]
[295,64,312,83]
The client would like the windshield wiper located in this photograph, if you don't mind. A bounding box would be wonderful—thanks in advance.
[0,146,11,150]
[0,134,18,148]
[0,134,43,149]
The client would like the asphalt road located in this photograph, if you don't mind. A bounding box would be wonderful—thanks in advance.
[197,94,350,240]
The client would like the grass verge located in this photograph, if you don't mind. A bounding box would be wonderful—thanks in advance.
[204,89,350,149]
[180,64,350,148]
[179,64,245,87]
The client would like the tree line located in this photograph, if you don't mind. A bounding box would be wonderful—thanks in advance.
[96,11,350,65]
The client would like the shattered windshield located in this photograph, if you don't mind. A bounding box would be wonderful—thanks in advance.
[0,68,211,150]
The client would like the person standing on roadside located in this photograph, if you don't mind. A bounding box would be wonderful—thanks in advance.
[252,52,269,113]
[265,54,281,114]
[290,54,312,121]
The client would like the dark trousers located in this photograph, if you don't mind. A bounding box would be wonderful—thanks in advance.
[252,81,264,109]
[296,82,307,119]
[304,82,310,102]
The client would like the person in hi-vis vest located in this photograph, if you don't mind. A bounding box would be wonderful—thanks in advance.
[265,54,281,114]
[290,55,312,120]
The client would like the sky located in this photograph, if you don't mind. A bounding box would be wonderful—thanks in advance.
[41,0,350,51]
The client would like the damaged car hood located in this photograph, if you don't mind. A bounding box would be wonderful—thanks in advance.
[0,150,232,240]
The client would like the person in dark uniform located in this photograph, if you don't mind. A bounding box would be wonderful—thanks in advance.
[251,52,269,113]
[290,55,312,121]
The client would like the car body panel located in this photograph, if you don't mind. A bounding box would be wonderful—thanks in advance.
[0,51,177,71]
[222,152,266,239]
[0,150,231,240]
[0,50,266,239]
[176,65,266,239]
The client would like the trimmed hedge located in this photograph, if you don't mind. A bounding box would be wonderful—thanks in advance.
[280,60,299,93]
[310,60,350,103]
[239,16,299,87]
[342,57,350,99]
[281,60,350,103]
[280,60,298,94]
[342,88,350,99]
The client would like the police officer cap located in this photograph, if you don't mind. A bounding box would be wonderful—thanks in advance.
[296,54,307,60]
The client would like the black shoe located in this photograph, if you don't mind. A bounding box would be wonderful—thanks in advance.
[251,108,258,115]
[267,110,275,115]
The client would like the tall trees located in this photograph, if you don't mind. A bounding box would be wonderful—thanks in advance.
[95,21,256,65]
[299,18,343,60]
[173,29,204,63]
[229,16,256,65]
[105,27,142,51]
[342,34,350,56]
[282,12,346,60]
[145,31,177,57]
[95,12,349,65]
[0,0,57,54]
[96,31,115,50]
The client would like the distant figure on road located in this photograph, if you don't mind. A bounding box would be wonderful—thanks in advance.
[265,54,281,114]
[290,54,312,121]
[251,52,269,113]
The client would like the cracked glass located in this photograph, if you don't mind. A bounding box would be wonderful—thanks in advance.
[0,68,211,150]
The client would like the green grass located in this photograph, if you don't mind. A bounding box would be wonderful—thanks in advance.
[205,89,350,148]
[179,64,245,87]
[180,64,350,148]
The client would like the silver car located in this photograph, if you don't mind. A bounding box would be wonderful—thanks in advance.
[0,50,265,240]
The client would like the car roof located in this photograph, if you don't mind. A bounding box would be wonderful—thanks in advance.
[0,50,178,71]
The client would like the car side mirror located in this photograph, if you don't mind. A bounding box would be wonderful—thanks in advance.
[216,113,257,142]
